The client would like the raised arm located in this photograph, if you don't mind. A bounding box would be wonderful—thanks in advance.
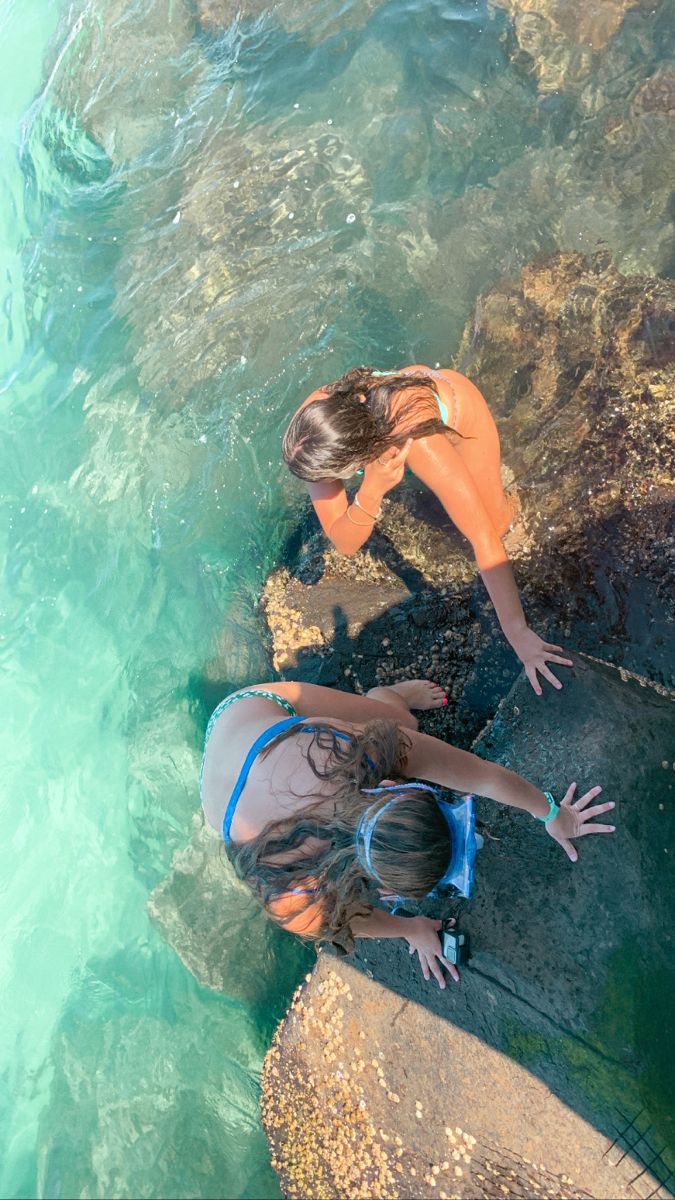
[307,442,413,555]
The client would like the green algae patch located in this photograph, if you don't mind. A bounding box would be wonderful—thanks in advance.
[502,936,675,1163]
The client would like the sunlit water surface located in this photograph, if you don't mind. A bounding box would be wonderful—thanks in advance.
[0,0,671,1195]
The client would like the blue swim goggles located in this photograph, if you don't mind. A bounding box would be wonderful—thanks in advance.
[355,782,479,900]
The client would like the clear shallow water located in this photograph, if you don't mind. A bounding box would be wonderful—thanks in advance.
[0,0,671,1196]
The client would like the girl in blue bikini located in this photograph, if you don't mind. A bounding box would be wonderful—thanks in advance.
[283,365,573,696]
[200,679,615,988]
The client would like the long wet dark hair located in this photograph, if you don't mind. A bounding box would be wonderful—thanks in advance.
[231,718,452,953]
[282,367,458,481]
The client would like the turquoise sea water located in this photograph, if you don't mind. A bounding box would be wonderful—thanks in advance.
[0,1,671,1196]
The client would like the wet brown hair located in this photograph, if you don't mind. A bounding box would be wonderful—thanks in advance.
[230,718,452,952]
[282,367,458,481]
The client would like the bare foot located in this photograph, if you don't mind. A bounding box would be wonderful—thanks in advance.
[388,679,447,710]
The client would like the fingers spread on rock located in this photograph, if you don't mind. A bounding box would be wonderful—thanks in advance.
[575,785,603,809]
[427,956,446,988]
[581,802,614,820]
[526,666,542,696]
[580,823,616,835]
[540,664,563,689]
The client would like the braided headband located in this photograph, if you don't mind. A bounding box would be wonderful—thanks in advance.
[354,783,477,899]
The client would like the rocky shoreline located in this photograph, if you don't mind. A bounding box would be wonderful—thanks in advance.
[151,249,674,1196]
[260,655,675,1199]
[254,252,675,1196]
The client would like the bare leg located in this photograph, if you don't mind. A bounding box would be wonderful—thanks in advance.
[249,680,447,731]
[441,370,515,536]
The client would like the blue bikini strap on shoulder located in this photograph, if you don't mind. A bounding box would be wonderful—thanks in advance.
[222,715,306,842]
[301,724,352,744]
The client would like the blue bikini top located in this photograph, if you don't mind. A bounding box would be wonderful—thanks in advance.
[222,714,355,843]
[222,718,477,900]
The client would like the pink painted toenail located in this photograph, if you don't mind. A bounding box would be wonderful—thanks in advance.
[442,697,448,705]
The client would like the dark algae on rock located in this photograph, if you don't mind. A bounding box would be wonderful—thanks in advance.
[457,251,675,687]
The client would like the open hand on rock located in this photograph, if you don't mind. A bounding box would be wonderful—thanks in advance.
[404,915,459,987]
[546,783,616,862]
[508,625,573,695]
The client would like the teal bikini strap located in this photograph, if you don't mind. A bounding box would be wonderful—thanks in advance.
[203,689,297,751]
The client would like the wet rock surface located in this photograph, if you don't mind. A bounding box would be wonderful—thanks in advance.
[254,252,675,1193]
[261,496,497,747]
[458,251,674,688]
[263,958,598,1200]
[262,655,675,1199]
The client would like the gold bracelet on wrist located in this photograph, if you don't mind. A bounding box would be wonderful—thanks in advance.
[346,505,374,527]
[354,492,382,520]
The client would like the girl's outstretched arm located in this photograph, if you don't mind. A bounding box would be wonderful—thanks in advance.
[351,910,459,986]
[403,729,616,862]
[270,895,458,988]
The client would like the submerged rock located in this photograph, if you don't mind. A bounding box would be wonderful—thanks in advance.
[37,941,279,1200]
[262,654,675,1199]
[113,38,401,393]
[48,0,198,163]
[490,0,652,93]
[633,63,675,114]
[147,816,312,1022]
[422,106,673,348]
[195,0,383,43]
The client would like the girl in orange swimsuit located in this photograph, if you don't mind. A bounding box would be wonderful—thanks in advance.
[283,364,572,695]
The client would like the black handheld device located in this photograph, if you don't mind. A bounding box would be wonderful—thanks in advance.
[441,922,471,967]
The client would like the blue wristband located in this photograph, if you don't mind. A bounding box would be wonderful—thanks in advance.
[537,791,560,823]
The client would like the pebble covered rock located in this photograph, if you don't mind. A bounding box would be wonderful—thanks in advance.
[261,961,598,1199]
